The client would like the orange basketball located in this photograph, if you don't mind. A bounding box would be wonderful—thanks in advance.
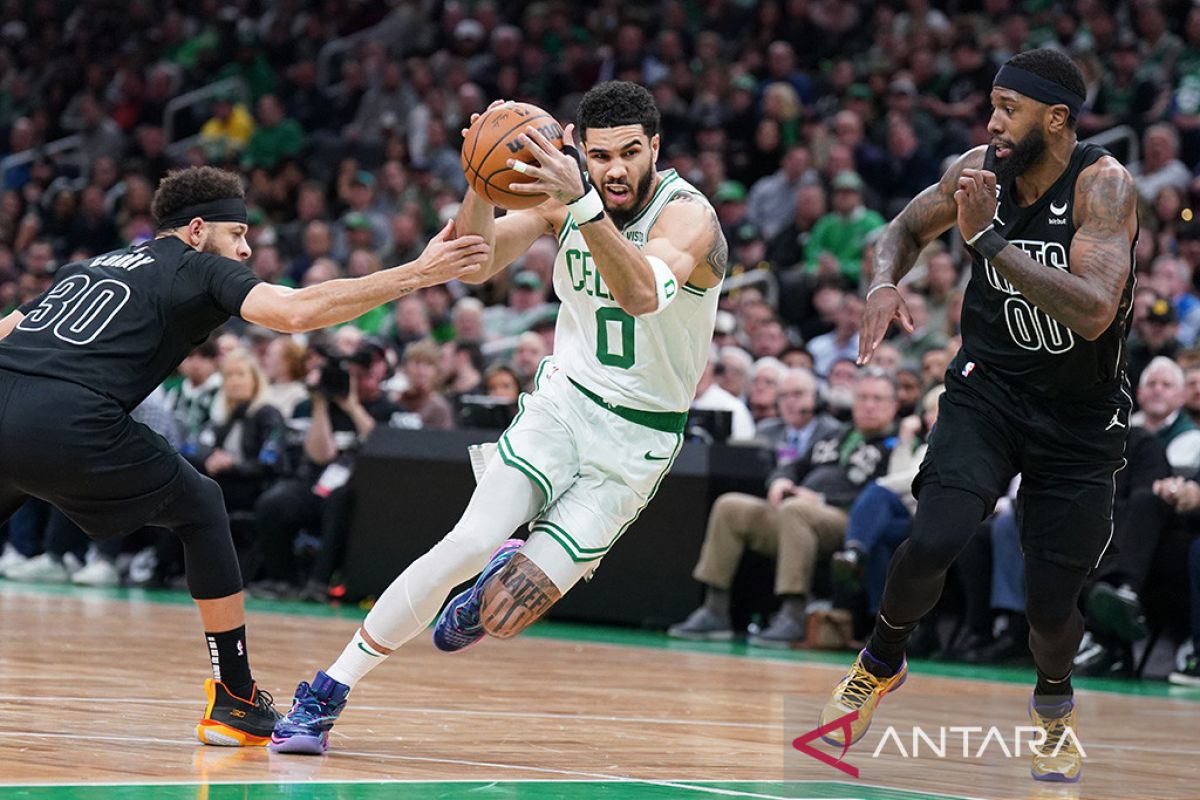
[461,101,564,210]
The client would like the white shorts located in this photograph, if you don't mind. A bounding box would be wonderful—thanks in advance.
[493,358,684,593]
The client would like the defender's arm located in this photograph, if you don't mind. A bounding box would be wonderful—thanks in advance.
[0,310,23,342]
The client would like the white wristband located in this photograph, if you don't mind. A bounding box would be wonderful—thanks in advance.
[865,282,898,301]
[642,255,679,317]
[965,223,994,246]
[566,186,604,224]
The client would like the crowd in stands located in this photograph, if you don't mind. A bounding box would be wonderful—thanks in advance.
[0,0,1198,684]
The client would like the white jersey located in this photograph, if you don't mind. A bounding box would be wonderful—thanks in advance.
[551,169,720,413]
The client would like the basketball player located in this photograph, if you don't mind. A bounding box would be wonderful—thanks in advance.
[270,81,727,754]
[817,50,1137,783]
[0,166,488,746]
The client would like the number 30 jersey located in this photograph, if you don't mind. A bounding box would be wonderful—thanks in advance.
[551,169,720,413]
[961,142,1136,400]
[0,237,260,411]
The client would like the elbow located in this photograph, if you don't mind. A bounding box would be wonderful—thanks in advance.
[1079,304,1118,341]
[619,288,660,317]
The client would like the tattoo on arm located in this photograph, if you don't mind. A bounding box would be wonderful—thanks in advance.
[870,150,975,288]
[988,163,1135,339]
[669,191,728,279]
[480,553,562,639]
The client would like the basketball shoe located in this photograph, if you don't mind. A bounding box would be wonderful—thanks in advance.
[432,538,524,652]
[196,680,280,746]
[269,670,350,754]
[818,649,908,747]
[1029,696,1083,782]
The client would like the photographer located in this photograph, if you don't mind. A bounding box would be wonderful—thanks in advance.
[251,338,402,600]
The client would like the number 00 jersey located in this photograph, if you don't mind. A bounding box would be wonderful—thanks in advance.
[552,169,720,413]
[0,237,260,411]
[961,142,1136,400]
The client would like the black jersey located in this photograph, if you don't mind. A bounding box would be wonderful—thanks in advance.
[0,237,260,411]
[960,142,1136,400]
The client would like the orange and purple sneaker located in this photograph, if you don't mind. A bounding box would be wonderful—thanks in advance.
[196,680,279,747]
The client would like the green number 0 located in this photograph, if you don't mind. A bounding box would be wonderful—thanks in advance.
[595,307,635,369]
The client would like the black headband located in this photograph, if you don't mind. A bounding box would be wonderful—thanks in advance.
[993,64,1084,118]
[156,197,248,230]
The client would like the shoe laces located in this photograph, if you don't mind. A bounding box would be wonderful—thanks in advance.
[285,683,339,725]
[839,666,885,710]
[253,688,275,712]
[1036,711,1077,755]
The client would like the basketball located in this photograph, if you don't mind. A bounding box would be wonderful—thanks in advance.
[461,101,564,210]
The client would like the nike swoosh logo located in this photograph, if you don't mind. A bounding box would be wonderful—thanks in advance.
[357,642,382,657]
[643,451,670,461]
[1050,201,1067,216]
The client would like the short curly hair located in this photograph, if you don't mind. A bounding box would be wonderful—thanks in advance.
[151,166,245,229]
[577,81,660,140]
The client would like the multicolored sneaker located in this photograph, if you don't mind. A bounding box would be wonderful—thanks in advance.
[818,649,908,747]
[269,671,350,754]
[1029,697,1083,783]
[432,538,524,652]
[196,680,280,746]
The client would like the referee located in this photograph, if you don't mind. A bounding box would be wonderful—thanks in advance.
[0,166,488,745]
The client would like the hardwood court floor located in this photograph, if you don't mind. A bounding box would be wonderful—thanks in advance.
[1,583,1197,800]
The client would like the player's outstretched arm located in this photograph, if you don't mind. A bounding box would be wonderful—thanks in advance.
[960,155,1136,341]
[858,145,985,364]
[0,310,22,342]
[240,220,489,333]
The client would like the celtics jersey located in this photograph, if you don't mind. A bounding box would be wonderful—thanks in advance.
[551,169,720,413]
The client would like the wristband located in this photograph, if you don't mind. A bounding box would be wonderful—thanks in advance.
[865,282,897,301]
[566,186,604,225]
[970,229,1009,261]
[964,223,994,246]
[641,255,679,317]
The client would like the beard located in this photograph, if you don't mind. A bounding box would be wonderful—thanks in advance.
[199,232,223,256]
[601,167,656,229]
[993,126,1047,185]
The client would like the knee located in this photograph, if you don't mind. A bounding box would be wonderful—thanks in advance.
[1025,602,1076,635]
[901,531,960,575]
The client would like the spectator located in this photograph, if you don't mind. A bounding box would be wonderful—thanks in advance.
[166,339,222,449]
[483,363,522,405]
[692,352,756,442]
[396,340,454,429]
[1131,356,1200,472]
[1132,123,1191,204]
[263,336,309,416]
[745,145,816,241]
[668,369,897,646]
[242,94,305,171]
[754,367,840,464]
[747,357,786,423]
[1128,296,1182,392]
[805,171,885,285]
[766,182,827,271]
[199,94,256,161]
[512,331,549,389]
[808,294,862,377]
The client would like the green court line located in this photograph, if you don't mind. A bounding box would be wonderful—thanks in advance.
[0,780,973,800]
[3,581,1197,702]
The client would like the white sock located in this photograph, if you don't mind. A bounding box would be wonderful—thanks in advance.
[326,629,388,688]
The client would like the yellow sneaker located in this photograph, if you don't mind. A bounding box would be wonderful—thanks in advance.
[1029,697,1083,783]
[818,649,907,747]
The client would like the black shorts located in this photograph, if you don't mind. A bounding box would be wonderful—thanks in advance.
[913,352,1130,574]
[0,369,191,540]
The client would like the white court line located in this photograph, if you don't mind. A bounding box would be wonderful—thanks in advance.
[0,695,768,730]
[4,695,1200,757]
[0,732,855,800]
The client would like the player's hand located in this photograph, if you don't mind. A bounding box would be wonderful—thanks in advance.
[858,285,914,365]
[955,168,998,242]
[415,220,490,284]
[506,122,585,204]
[461,99,508,138]
[767,477,796,508]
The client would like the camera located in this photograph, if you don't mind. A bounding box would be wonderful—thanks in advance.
[310,345,374,400]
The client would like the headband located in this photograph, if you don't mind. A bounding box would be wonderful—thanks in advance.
[156,197,248,230]
[993,64,1084,118]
